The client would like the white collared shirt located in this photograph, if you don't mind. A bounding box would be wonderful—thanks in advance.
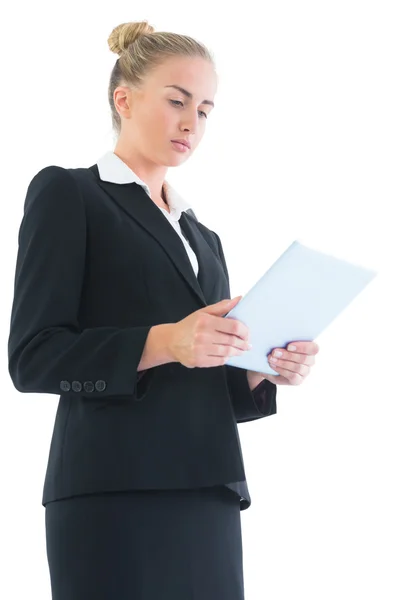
[97,151,199,276]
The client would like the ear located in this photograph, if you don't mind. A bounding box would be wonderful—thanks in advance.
[114,85,133,118]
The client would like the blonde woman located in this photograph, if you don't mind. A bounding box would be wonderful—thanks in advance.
[8,20,318,600]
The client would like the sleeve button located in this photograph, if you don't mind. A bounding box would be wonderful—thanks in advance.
[72,381,82,392]
[83,381,94,393]
[60,380,71,392]
[95,380,106,392]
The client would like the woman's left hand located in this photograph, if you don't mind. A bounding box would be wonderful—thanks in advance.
[254,341,320,386]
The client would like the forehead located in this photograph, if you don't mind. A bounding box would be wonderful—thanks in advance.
[149,56,218,98]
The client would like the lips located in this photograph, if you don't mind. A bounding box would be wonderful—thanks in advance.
[171,139,191,149]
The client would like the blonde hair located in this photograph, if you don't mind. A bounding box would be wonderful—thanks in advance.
[107,21,215,137]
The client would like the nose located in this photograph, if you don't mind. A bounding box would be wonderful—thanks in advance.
[181,110,199,135]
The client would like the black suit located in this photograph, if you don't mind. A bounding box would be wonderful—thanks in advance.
[8,162,277,510]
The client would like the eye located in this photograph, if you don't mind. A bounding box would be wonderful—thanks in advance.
[169,99,208,119]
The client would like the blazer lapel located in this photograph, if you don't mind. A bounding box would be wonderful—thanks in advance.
[87,164,208,306]
[179,211,228,304]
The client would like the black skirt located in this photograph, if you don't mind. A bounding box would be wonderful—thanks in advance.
[45,485,245,600]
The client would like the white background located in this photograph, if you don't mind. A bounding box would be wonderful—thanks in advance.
[1,1,399,598]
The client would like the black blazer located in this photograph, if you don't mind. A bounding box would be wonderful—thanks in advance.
[7,163,277,506]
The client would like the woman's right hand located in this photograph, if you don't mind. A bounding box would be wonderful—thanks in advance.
[168,296,251,369]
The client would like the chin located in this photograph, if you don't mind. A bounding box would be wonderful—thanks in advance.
[166,153,191,167]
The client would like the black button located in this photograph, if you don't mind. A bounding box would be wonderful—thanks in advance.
[95,380,106,392]
[72,381,82,392]
[60,380,71,392]
[83,381,94,393]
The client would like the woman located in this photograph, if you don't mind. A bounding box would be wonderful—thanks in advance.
[8,20,318,600]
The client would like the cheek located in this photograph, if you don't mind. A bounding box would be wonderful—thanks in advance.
[136,101,167,130]
[159,110,173,131]
[147,107,173,139]
[159,105,177,129]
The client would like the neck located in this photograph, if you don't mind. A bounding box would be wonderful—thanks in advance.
[112,146,168,201]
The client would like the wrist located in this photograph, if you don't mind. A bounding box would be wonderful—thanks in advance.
[157,323,177,364]
[137,323,177,371]
[246,370,266,392]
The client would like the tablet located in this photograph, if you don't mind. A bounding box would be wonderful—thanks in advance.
[224,240,378,376]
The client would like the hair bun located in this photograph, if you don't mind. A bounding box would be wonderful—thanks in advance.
[107,21,155,56]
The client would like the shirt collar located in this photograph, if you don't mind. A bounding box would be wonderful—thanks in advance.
[96,150,192,222]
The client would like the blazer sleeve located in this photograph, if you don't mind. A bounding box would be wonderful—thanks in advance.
[213,231,277,423]
[8,166,154,401]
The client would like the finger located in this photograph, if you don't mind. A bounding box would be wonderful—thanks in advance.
[215,333,252,351]
[197,329,251,352]
[268,362,307,385]
[268,358,310,378]
[213,314,250,341]
[268,349,316,367]
[286,341,320,355]
[207,343,246,358]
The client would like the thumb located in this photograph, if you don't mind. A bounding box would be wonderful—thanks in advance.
[200,295,242,316]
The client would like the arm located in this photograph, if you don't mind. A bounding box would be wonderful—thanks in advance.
[213,232,277,423]
[247,369,266,392]
[225,364,277,423]
[7,166,174,401]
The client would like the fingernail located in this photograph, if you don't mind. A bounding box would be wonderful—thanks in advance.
[288,345,297,351]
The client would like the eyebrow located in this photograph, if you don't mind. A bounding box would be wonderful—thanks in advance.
[164,85,215,107]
